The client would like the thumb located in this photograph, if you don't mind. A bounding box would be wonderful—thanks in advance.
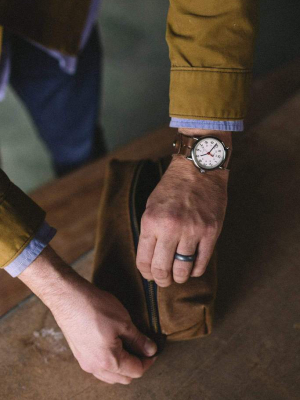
[121,323,157,358]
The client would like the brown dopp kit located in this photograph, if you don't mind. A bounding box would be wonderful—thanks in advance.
[93,158,217,350]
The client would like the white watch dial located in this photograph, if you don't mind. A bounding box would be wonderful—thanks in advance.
[192,137,226,170]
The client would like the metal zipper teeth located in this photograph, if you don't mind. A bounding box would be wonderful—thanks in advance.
[147,280,159,333]
[130,161,160,334]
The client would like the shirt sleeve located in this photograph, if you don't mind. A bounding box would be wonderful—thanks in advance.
[170,117,244,131]
[4,221,56,278]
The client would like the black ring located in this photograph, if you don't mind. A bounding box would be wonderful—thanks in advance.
[174,252,196,262]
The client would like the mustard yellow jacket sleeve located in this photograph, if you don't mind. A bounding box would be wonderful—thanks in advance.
[166,0,259,121]
[0,26,46,269]
[0,169,46,268]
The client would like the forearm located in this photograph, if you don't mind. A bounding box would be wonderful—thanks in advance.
[18,246,87,313]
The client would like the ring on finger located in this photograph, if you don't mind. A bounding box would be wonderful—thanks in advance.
[174,252,196,262]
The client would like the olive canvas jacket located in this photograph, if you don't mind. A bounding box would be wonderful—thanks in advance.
[0,0,259,268]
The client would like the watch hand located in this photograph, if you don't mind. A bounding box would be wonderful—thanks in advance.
[200,152,214,157]
[200,149,215,155]
[200,143,217,157]
[209,144,217,153]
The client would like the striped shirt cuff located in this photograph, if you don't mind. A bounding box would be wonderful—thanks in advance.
[4,221,57,278]
[170,118,244,131]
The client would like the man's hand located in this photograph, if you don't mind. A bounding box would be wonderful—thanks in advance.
[19,246,157,385]
[136,129,231,287]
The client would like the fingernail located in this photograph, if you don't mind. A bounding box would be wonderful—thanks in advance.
[144,338,157,356]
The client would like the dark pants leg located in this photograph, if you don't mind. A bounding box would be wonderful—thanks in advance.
[10,27,106,176]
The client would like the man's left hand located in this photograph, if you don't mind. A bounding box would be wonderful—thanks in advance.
[136,129,231,287]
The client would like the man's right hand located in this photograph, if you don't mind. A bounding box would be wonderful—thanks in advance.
[19,246,157,385]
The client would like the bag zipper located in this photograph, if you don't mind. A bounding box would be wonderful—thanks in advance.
[130,161,161,335]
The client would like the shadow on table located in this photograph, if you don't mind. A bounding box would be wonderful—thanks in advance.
[215,70,300,321]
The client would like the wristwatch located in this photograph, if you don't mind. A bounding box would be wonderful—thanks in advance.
[173,133,232,173]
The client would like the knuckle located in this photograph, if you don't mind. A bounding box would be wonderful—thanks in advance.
[205,220,219,237]
[120,319,133,336]
[141,210,155,228]
[140,272,153,280]
[143,209,185,234]
[136,260,151,273]
[164,212,182,229]
[152,267,169,280]
[174,267,190,278]
[182,233,198,245]
[179,238,198,254]
[188,236,198,248]
[100,356,118,372]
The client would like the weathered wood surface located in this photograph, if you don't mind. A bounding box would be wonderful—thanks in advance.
[1,57,300,317]
[0,81,300,399]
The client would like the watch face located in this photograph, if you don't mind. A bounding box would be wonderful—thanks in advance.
[192,137,226,170]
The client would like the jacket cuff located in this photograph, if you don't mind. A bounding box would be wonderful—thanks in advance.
[0,170,46,268]
[169,67,252,121]
[4,221,57,277]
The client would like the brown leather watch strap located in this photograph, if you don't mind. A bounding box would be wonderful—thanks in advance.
[173,133,197,158]
[223,147,233,170]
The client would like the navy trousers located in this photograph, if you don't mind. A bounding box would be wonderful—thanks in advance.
[10,27,105,176]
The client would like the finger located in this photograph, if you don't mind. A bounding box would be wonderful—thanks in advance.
[117,348,156,378]
[136,233,157,280]
[121,321,157,357]
[173,237,198,283]
[151,238,178,287]
[191,236,217,277]
[93,370,132,385]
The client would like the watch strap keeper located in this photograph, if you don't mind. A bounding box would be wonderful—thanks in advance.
[173,133,197,158]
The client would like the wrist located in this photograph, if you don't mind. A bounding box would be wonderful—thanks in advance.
[18,246,88,312]
[172,130,232,177]
[177,128,232,148]
[171,154,229,183]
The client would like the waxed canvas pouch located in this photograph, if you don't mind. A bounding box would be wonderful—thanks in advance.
[92,158,217,347]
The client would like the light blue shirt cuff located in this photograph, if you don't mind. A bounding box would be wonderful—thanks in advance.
[4,221,57,278]
[170,118,244,132]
